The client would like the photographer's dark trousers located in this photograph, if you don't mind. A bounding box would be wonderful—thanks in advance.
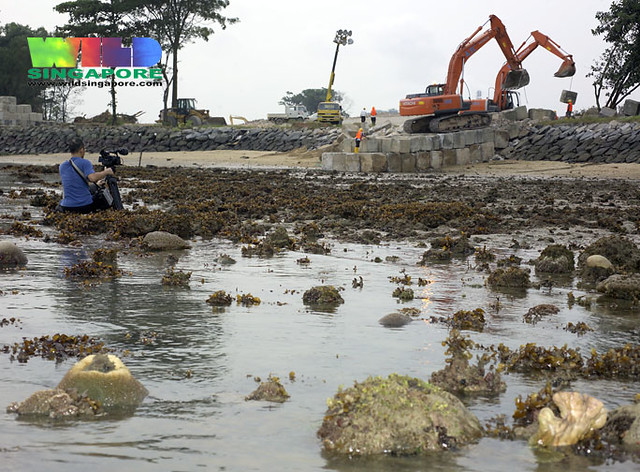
[56,201,103,213]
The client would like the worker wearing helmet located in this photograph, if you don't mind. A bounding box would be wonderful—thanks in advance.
[355,127,364,154]
[566,99,573,118]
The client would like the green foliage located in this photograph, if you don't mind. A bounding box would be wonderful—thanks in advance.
[0,23,49,110]
[54,0,145,123]
[141,0,238,108]
[280,88,344,113]
[589,0,640,109]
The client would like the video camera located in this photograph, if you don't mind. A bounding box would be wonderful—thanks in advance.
[99,148,128,169]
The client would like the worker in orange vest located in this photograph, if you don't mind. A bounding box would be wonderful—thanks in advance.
[566,99,573,118]
[370,106,377,126]
[354,127,364,154]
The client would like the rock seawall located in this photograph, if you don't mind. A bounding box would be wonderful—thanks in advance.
[498,121,640,163]
[0,124,340,155]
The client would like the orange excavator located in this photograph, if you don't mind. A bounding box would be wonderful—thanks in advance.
[400,15,529,133]
[492,31,576,111]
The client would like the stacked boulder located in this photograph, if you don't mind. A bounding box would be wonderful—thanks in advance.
[0,123,341,155]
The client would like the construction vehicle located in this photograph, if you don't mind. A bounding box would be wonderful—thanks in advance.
[492,31,576,111]
[267,104,309,124]
[318,29,353,125]
[400,15,529,133]
[160,98,227,127]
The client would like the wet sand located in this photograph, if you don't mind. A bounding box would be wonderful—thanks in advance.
[3,149,640,179]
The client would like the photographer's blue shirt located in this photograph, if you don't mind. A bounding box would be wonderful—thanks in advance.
[60,157,94,207]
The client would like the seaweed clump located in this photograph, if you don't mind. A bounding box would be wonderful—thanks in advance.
[450,308,486,332]
[206,290,233,306]
[392,287,415,301]
[245,375,289,403]
[487,267,530,289]
[535,244,575,274]
[161,267,192,287]
[523,304,560,325]
[430,330,505,396]
[237,293,261,306]
[419,234,474,263]
[1,333,108,363]
[63,249,122,285]
[303,285,344,306]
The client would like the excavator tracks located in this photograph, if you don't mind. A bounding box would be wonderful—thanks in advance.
[403,113,492,134]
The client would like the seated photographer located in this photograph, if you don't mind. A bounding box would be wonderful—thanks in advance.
[57,138,114,213]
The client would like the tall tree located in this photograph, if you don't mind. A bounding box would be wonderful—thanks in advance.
[142,0,237,109]
[280,88,344,114]
[0,23,49,110]
[589,0,640,110]
[55,0,142,124]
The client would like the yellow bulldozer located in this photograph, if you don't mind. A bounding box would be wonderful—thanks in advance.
[160,98,227,127]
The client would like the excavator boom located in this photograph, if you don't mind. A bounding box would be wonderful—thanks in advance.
[400,14,527,133]
[492,31,575,109]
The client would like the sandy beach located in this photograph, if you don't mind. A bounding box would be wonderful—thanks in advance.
[3,149,640,180]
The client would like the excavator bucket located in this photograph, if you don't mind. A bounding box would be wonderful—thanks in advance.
[502,69,530,90]
[554,61,576,78]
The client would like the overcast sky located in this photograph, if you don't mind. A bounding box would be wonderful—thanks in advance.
[1,0,628,123]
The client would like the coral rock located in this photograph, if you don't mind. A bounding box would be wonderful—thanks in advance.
[57,354,148,411]
[318,374,482,455]
[0,241,28,268]
[531,392,607,447]
[142,231,191,251]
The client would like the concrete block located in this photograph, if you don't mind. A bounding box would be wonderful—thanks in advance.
[387,153,402,173]
[360,153,387,172]
[560,90,578,104]
[0,96,17,108]
[480,142,495,161]
[345,154,361,172]
[451,132,465,149]
[390,137,411,154]
[380,138,394,153]
[501,105,528,121]
[529,108,557,121]
[16,104,32,114]
[361,138,381,153]
[429,135,441,150]
[430,150,443,169]
[480,128,495,143]
[599,107,616,117]
[30,112,42,122]
[409,135,432,152]
[623,99,640,116]
[415,152,430,172]
[0,104,16,113]
[438,133,455,149]
[469,144,482,163]
[455,148,471,166]
[494,130,510,149]
[341,139,353,152]
[442,149,457,167]
[0,111,16,121]
[462,130,477,146]
[402,154,417,173]
[321,152,347,171]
